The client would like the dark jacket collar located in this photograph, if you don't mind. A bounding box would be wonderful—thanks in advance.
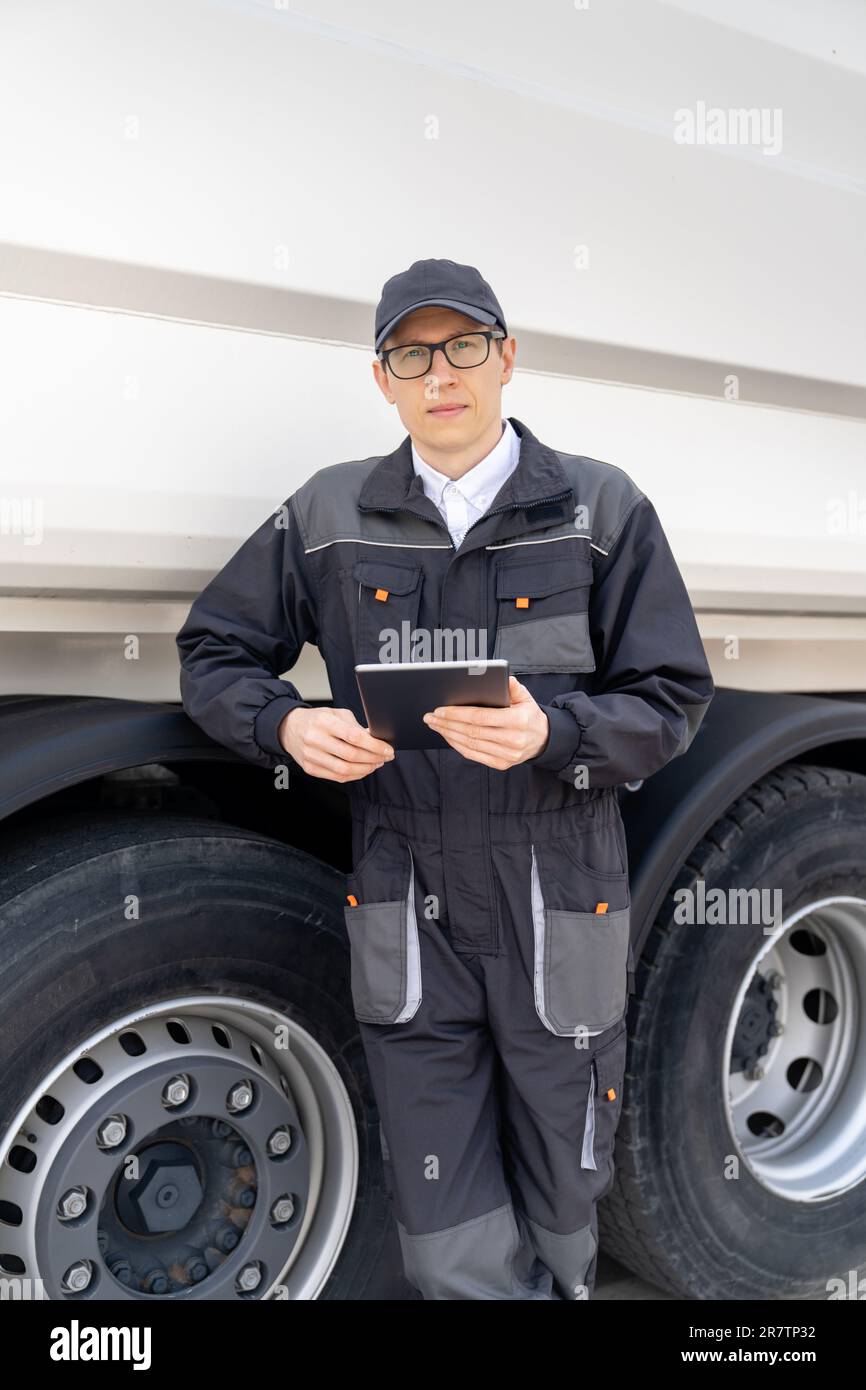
[357,416,573,515]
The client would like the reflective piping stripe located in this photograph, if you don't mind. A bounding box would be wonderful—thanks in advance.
[305,538,451,553]
[485,533,600,551]
[308,534,604,554]
[486,534,591,546]
[530,844,554,1032]
[580,1063,598,1170]
[396,845,422,1022]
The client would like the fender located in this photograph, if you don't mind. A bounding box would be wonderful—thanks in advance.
[0,694,240,824]
[620,686,866,957]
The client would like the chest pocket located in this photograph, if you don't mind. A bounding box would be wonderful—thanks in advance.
[353,558,423,664]
[493,553,596,674]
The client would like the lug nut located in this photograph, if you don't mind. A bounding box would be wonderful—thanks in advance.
[227,1081,254,1113]
[109,1258,135,1286]
[97,1115,127,1149]
[58,1187,88,1221]
[271,1196,295,1224]
[162,1074,191,1107]
[236,1262,262,1293]
[142,1268,170,1295]
[183,1256,208,1284]
[61,1260,93,1293]
[220,1140,253,1167]
[216,1225,240,1253]
[267,1126,292,1156]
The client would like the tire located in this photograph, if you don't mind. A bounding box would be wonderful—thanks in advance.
[600,762,866,1299]
[0,811,413,1300]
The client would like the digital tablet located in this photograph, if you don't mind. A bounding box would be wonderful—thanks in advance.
[354,659,510,750]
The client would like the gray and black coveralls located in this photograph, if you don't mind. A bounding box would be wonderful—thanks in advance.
[176,414,715,1300]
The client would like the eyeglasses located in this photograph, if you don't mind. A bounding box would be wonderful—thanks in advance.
[378,329,505,380]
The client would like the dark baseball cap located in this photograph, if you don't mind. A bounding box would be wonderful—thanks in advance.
[374,257,508,353]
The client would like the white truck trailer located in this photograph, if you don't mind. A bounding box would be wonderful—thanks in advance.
[1,0,865,1300]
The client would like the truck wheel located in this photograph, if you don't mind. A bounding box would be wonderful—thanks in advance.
[0,812,409,1300]
[601,762,866,1299]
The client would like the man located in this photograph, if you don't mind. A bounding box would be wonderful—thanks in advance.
[176,257,715,1300]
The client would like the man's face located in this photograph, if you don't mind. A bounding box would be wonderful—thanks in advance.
[372,305,515,454]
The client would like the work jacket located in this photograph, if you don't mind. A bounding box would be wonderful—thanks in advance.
[176,415,715,1006]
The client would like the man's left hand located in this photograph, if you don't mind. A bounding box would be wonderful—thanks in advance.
[422,675,550,770]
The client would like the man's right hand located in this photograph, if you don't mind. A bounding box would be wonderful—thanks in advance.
[278,706,395,782]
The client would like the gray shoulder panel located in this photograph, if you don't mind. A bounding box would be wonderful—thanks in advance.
[290,457,383,551]
[552,452,646,554]
[291,447,646,556]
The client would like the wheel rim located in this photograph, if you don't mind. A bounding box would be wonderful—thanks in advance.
[0,997,358,1298]
[724,896,866,1201]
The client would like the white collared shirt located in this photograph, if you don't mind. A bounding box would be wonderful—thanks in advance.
[411,418,521,549]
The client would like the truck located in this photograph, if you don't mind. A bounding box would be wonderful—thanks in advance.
[1,0,864,1300]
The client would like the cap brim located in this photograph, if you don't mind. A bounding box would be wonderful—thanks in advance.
[375,300,497,352]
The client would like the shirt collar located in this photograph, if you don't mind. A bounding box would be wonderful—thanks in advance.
[410,418,520,511]
[357,416,573,518]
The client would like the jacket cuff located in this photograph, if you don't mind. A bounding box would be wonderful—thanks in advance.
[531,704,584,773]
[253,694,312,761]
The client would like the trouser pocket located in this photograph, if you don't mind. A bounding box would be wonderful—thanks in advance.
[530,836,631,1037]
[580,1024,628,1171]
[343,831,422,1024]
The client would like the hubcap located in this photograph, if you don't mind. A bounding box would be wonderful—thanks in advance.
[0,997,358,1298]
[725,897,866,1201]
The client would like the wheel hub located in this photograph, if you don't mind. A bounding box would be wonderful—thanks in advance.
[730,972,779,1078]
[726,896,866,1201]
[116,1136,208,1235]
[0,998,359,1299]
